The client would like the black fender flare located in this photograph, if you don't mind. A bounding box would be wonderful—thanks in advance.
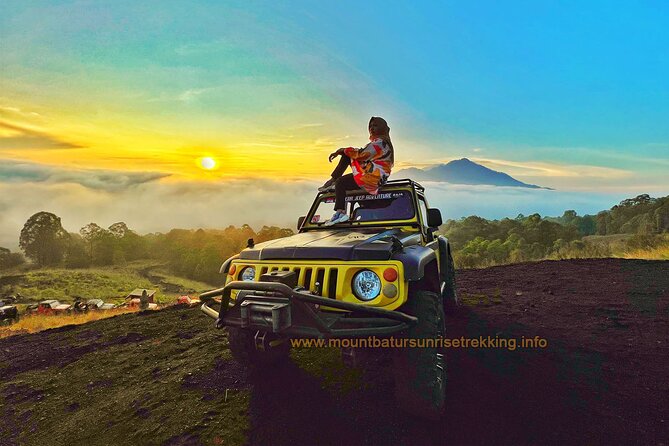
[391,245,437,281]
[219,254,240,275]
[436,235,452,282]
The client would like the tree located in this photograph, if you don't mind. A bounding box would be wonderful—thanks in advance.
[64,235,90,268]
[108,222,130,238]
[80,223,106,263]
[596,211,610,235]
[577,215,597,236]
[561,210,578,226]
[19,212,69,266]
[655,204,669,233]
[108,222,145,261]
[619,194,653,208]
[256,226,294,243]
[0,247,25,269]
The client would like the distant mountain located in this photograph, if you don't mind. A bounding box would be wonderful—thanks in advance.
[394,158,549,189]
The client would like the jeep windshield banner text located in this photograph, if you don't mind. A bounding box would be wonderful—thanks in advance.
[308,190,415,226]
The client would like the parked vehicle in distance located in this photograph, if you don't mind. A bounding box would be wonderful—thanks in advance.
[125,298,158,310]
[176,295,200,307]
[86,299,118,311]
[73,298,89,313]
[26,300,73,316]
[0,300,20,325]
[1,295,19,303]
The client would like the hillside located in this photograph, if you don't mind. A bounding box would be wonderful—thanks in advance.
[395,158,547,189]
[1,259,667,445]
[0,263,213,305]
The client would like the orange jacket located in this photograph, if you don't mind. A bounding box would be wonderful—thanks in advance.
[343,138,393,194]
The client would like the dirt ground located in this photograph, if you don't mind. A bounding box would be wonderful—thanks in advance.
[1,258,668,445]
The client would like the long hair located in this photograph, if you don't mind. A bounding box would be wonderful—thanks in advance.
[369,116,394,165]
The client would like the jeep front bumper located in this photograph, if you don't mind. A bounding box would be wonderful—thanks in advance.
[200,281,416,339]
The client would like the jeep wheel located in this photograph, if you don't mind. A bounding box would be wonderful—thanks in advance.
[394,290,446,419]
[442,252,458,315]
[226,327,290,367]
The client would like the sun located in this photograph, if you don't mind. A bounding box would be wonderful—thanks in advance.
[198,156,217,170]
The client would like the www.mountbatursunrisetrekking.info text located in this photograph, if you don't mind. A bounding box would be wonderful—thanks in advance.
[290,336,549,351]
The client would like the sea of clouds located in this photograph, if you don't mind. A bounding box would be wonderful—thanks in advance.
[0,169,640,250]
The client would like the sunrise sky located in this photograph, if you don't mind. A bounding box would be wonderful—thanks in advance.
[1,1,668,246]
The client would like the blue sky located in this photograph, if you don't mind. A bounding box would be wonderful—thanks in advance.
[0,1,667,245]
[2,1,667,174]
[285,0,669,171]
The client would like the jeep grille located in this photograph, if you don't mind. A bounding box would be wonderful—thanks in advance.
[257,265,339,299]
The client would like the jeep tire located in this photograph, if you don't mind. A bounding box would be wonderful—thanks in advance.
[393,290,446,419]
[226,327,290,367]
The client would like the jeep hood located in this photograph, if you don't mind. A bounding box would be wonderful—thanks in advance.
[239,228,421,261]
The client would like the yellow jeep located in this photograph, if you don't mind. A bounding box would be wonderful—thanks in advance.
[200,178,457,418]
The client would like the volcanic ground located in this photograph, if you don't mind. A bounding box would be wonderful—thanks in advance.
[1,258,668,445]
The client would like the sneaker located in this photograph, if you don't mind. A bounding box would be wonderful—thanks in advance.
[323,211,349,226]
[318,177,336,192]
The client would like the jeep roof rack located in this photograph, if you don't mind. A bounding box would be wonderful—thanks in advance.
[315,178,426,199]
[381,178,425,192]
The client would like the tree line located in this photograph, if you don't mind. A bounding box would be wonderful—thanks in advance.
[441,194,669,268]
[1,193,668,275]
[2,211,293,285]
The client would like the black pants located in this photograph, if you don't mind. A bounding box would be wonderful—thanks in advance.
[331,155,361,211]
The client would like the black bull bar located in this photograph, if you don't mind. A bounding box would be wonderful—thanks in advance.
[200,281,417,338]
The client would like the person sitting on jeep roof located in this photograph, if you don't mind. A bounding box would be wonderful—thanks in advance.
[320,116,395,226]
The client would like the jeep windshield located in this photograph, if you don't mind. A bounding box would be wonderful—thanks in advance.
[305,189,416,227]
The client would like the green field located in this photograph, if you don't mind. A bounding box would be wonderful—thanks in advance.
[0,262,214,305]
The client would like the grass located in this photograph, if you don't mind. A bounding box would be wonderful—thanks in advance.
[0,263,216,339]
[11,268,155,303]
[2,263,213,305]
[622,244,669,260]
[0,308,137,339]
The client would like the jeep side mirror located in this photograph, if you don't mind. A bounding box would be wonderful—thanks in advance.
[297,216,306,230]
[427,208,442,228]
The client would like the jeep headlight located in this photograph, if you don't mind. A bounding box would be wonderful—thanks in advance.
[352,270,381,301]
[240,266,256,281]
